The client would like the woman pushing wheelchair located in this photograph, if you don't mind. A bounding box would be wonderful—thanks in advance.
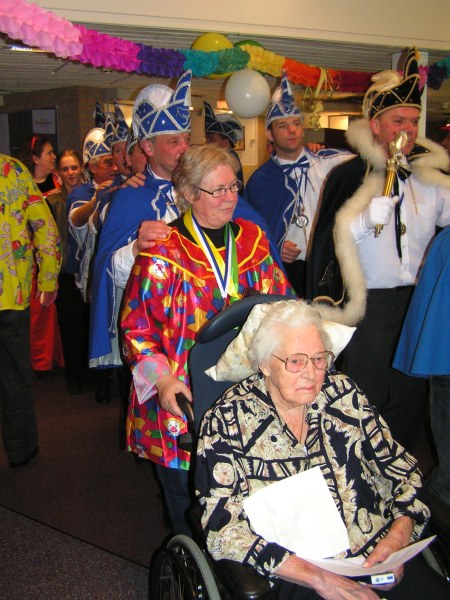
[121,144,293,536]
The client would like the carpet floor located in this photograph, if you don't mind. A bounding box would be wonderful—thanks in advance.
[0,370,170,598]
[0,505,149,599]
[0,367,439,599]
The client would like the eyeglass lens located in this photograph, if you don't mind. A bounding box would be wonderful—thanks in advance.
[285,352,332,372]
[211,181,241,197]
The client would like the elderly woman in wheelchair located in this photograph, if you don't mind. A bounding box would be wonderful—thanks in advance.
[195,300,449,599]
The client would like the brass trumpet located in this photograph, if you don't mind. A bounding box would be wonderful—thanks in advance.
[374,131,409,238]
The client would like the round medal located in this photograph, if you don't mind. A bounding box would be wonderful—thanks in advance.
[295,213,309,228]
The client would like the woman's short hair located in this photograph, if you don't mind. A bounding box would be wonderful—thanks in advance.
[17,134,52,175]
[172,144,239,211]
[56,149,82,170]
[250,300,331,368]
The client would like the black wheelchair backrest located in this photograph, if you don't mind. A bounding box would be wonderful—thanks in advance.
[189,293,288,433]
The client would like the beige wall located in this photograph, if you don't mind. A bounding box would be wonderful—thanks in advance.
[41,1,449,50]
[2,87,108,154]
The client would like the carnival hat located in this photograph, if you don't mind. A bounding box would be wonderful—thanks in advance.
[112,104,130,145]
[93,100,106,129]
[132,70,192,141]
[265,71,303,129]
[362,47,423,120]
[83,119,113,164]
[126,129,138,155]
[204,101,243,146]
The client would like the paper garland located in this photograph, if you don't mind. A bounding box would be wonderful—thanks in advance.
[0,0,448,93]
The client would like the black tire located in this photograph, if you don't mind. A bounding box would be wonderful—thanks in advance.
[149,549,185,600]
[150,534,221,600]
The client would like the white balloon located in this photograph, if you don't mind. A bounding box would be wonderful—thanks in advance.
[225,70,271,118]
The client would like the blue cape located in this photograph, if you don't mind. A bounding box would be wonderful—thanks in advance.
[245,155,292,247]
[89,172,281,364]
[66,182,96,274]
[245,149,348,249]
[393,226,450,377]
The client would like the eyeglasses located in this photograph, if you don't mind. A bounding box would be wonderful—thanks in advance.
[196,180,242,198]
[272,351,335,373]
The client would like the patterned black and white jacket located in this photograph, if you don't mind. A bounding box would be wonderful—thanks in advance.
[195,370,429,579]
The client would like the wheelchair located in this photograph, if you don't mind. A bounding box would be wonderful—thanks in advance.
[148,294,450,599]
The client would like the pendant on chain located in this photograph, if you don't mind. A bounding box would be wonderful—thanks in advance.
[295,213,309,229]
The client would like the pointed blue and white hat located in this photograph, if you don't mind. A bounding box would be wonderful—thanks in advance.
[83,118,113,164]
[126,129,138,155]
[265,71,303,129]
[204,101,243,146]
[132,70,192,141]
[93,100,106,128]
[112,103,130,145]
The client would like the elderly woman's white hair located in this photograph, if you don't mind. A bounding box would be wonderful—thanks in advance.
[249,300,331,369]
[206,300,355,382]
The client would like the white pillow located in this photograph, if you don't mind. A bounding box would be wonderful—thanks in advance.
[206,302,355,382]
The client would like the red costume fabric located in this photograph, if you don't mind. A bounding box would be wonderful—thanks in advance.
[121,218,293,468]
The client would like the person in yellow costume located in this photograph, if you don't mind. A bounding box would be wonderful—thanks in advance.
[0,154,61,467]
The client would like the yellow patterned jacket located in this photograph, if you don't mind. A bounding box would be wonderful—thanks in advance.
[0,155,61,311]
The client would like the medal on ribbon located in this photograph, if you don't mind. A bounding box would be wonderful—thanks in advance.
[183,208,239,301]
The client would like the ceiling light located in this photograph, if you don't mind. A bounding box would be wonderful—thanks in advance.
[8,44,47,53]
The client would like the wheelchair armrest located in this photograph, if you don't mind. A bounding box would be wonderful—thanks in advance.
[215,559,271,599]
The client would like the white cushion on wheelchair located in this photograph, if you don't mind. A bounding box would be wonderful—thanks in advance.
[206,303,356,382]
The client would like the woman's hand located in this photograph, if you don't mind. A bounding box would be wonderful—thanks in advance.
[275,555,380,600]
[364,516,413,566]
[314,571,380,599]
[360,516,413,591]
[155,375,192,418]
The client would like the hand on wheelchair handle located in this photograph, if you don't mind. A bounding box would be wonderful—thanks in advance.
[175,392,195,423]
[175,393,195,453]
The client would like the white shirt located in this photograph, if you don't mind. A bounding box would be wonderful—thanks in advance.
[277,149,351,260]
[112,170,178,288]
[352,175,450,288]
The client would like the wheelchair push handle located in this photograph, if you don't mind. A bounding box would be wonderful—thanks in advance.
[175,393,195,453]
[176,392,194,423]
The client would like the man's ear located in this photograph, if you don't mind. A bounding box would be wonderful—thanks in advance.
[88,160,97,175]
[266,128,274,143]
[140,139,154,158]
[369,117,380,137]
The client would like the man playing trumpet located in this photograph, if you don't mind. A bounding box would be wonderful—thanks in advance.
[308,47,450,451]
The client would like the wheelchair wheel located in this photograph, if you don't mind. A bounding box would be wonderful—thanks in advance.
[150,534,221,600]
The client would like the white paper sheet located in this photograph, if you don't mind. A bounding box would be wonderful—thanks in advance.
[305,536,436,576]
[243,466,350,559]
